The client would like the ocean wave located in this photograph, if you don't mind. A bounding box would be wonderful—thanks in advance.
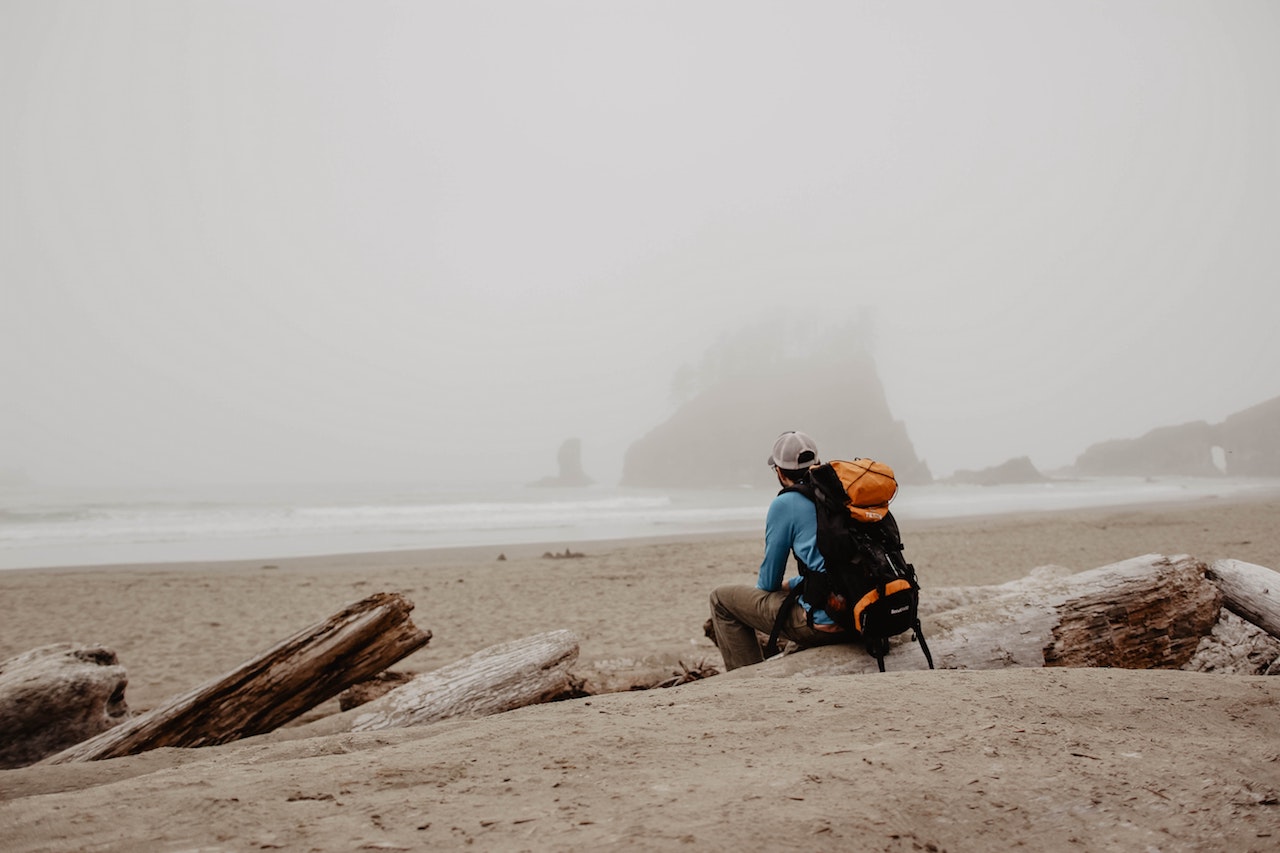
[3,477,1277,570]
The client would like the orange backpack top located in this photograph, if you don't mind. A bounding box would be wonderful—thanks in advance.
[826,458,898,522]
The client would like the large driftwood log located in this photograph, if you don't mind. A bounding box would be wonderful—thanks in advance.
[733,554,1223,678]
[44,592,429,764]
[1207,559,1280,640]
[0,644,130,768]
[279,630,581,740]
[350,629,579,731]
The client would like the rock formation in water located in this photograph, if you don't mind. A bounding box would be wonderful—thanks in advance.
[621,328,930,488]
[945,456,1050,486]
[529,438,593,487]
[1074,395,1280,477]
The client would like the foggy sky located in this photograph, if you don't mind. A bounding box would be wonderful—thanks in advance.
[2,1,1278,488]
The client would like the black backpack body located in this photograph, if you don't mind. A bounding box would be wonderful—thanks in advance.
[768,460,934,672]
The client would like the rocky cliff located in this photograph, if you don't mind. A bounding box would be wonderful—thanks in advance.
[1074,395,1280,477]
[1216,395,1280,476]
[621,332,929,488]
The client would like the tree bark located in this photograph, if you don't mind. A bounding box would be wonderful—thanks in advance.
[1207,559,1280,640]
[285,630,580,738]
[733,554,1223,678]
[44,592,429,764]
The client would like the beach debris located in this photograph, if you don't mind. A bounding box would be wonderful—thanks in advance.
[43,592,431,764]
[542,548,585,559]
[497,553,506,561]
[653,659,720,688]
[336,629,580,732]
[0,644,130,768]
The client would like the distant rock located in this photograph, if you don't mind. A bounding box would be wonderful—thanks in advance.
[529,438,593,487]
[621,327,931,488]
[1216,395,1280,476]
[945,456,1049,486]
[1073,395,1280,477]
[1074,421,1219,477]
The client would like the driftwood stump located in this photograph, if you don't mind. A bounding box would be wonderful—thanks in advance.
[0,644,130,768]
[44,592,429,764]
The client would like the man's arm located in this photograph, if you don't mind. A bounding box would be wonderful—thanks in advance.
[756,495,796,591]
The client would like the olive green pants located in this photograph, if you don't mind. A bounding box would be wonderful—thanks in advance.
[709,584,851,671]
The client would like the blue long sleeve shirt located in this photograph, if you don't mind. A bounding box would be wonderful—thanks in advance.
[756,490,836,626]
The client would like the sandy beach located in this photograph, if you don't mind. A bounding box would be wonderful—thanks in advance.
[2,495,1279,851]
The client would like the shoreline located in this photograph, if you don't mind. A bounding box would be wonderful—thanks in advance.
[3,485,1277,579]
[4,475,1278,574]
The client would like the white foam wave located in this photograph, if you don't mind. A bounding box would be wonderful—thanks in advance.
[2,476,1276,570]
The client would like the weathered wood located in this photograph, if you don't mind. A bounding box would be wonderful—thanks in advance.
[43,592,430,764]
[339,670,417,710]
[348,629,579,731]
[731,554,1222,678]
[1185,611,1280,675]
[0,644,130,768]
[1207,559,1280,640]
[280,630,581,739]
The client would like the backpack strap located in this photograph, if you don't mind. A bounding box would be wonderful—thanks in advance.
[914,617,935,669]
[765,582,804,657]
[867,635,889,672]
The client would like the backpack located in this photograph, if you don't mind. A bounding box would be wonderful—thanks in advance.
[767,459,934,672]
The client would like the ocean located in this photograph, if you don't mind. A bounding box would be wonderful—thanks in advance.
[2,476,1277,571]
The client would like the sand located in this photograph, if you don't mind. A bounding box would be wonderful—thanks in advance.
[2,496,1279,851]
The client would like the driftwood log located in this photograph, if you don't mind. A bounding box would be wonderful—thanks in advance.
[44,592,429,764]
[734,554,1226,678]
[286,629,580,739]
[1207,559,1280,640]
[350,629,579,731]
[0,644,131,768]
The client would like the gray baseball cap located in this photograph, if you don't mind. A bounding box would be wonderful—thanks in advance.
[767,431,820,470]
